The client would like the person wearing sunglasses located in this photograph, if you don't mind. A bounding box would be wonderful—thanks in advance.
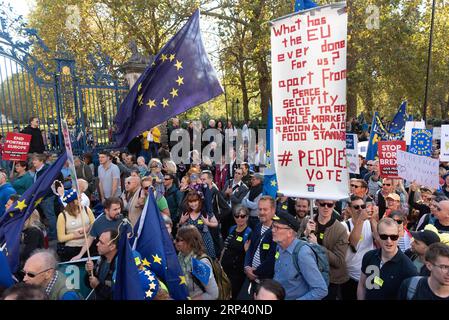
[389,210,412,252]
[22,249,80,300]
[374,178,397,219]
[364,160,381,198]
[219,206,252,300]
[272,212,328,300]
[175,225,219,300]
[241,173,264,231]
[341,195,378,300]
[239,196,277,300]
[358,217,418,300]
[399,243,449,300]
[120,176,143,228]
[302,199,349,300]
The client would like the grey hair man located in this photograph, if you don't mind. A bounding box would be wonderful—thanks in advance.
[22,249,80,300]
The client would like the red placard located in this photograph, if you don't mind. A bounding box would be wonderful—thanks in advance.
[2,132,32,161]
[378,140,407,178]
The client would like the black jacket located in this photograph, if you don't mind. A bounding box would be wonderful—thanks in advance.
[21,125,45,154]
[85,255,117,300]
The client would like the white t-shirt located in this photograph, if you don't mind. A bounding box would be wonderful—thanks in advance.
[343,219,375,281]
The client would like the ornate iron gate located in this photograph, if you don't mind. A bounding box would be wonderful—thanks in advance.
[0,8,128,155]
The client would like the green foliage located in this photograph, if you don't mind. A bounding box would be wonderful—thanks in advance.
[22,0,449,123]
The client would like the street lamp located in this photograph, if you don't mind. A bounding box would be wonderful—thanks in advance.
[423,0,437,122]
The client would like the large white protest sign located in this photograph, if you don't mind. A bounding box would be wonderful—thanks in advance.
[404,120,425,145]
[432,127,441,140]
[346,134,359,174]
[396,150,439,189]
[440,125,449,161]
[271,2,348,200]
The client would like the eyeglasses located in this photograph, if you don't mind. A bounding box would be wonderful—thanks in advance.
[367,164,374,166]
[234,172,242,175]
[431,263,449,273]
[21,268,53,278]
[234,214,247,219]
[272,224,291,231]
[352,204,366,210]
[143,186,151,190]
[393,219,403,225]
[175,237,184,242]
[150,166,158,169]
[350,184,362,189]
[318,202,334,208]
[164,177,172,180]
[383,183,391,186]
[379,234,399,241]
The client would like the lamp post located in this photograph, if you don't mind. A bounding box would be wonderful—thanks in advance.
[423,0,437,122]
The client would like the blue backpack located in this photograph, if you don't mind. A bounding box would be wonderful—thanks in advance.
[292,238,330,286]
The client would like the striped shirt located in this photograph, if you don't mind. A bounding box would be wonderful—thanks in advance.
[252,225,270,269]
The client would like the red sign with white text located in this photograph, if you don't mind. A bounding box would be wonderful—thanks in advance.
[378,140,406,178]
[2,132,31,161]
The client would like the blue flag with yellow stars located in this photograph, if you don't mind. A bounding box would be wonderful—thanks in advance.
[114,9,223,148]
[365,113,404,161]
[191,257,211,287]
[409,128,433,157]
[113,222,146,300]
[263,103,278,198]
[132,192,189,300]
[295,0,318,11]
[0,152,67,272]
[0,249,14,288]
[388,101,409,134]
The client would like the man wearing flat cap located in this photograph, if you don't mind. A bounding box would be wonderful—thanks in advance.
[405,229,441,276]
[272,212,328,300]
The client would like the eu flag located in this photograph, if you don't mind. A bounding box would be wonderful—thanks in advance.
[263,103,278,198]
[0,152,67,272]
[114,9,223,148]
[192,257,211,287]
[388,101,408,133]
[295,0,318,11]
[366,113,405,160]
[113,222,145,300]
[0,249,14,288]
[132,192,189,300]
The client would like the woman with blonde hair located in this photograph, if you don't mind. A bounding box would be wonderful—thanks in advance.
[56,189,95,261]
[175,225,218,300]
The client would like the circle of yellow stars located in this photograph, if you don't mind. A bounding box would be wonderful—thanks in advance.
[137,52,184,110]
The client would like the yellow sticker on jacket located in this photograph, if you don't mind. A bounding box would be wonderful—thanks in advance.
[282,205,287,210]
[319,233,324,240]
[374,276,384,287]
[236,236,243,242]
[263,243,270,250]
[275,252,280,260]
[360,234,364,241]
[198,220,204,225]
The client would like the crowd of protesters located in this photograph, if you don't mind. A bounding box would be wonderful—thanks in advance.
[1,116,449,301]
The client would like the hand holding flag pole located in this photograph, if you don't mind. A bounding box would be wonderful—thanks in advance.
[61,120,93,273]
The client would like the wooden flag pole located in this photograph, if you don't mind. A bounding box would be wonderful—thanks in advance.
[61,121,92,275]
